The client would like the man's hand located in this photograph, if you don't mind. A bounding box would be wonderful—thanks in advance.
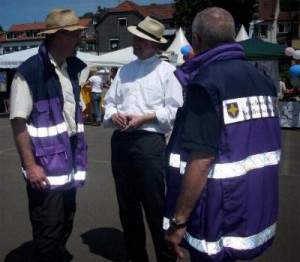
[111,113,128,130]
[122,115,143,132]
[26,163,50,190]
[165,227,186,259]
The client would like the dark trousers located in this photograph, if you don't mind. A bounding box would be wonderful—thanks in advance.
[111,130,176,262]
[27,186,76,262]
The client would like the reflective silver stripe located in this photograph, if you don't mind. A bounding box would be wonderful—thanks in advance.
[47,174,72,185]
[74,170,86,180]
[223,96,278,125]
[27,122,68,137]
[169,150,281,179]
[23,169,86,186]
[208,150,281,179]
[169,153,187,175]
[77,123,85,133]
[163,217,276,255]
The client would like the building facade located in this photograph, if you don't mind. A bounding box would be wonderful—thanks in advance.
[0,18,96,55]
[253,0,299,47]
[94,1,176,54]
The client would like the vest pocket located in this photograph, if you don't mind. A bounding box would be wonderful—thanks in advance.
[35,144,70,175]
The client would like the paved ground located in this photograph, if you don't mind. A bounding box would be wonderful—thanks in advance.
[0,114,299,262]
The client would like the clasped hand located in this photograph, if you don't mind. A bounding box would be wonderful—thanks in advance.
[111,113,143,132]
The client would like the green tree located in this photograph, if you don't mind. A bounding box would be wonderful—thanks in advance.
[280,0,299,11]
[173,0,213,41]
[213,0,258,31]
[0,25,3,32]
[80,12,94,18]
[173,0,258,39]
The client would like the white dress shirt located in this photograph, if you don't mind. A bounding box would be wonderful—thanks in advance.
[103,55,183,134]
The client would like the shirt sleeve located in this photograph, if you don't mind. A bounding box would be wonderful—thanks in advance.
[9,72,33,120]
[102,71,119,128]
[180,84,220,157]
[155,70,184,133]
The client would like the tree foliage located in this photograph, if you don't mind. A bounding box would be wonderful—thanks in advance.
[280,0,299,11]
[173,0,260,39]
[80,12,94,19]
[173,0,213,40]
[0,25,3,32]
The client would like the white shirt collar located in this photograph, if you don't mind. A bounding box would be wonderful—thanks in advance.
[48,53,67,71]
[137,55,159,64]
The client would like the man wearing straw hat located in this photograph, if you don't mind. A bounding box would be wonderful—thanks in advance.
[9,9,87,262]
[103,16,183,262]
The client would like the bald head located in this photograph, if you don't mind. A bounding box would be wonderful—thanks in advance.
[192,7,236,53]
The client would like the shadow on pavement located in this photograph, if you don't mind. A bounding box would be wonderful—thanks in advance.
[81,227,128,262]
[4,241,34,262]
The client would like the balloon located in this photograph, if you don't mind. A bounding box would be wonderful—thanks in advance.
[290,77,300,87]
[289,65,300,77]
[181,45,192,56]
[293,50,300,60]
[285,47,295,57]
[189,49,195,58]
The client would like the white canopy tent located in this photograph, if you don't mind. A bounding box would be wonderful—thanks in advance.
[235,25,249,42]
[165,27,190,65]
[88,47,137,67]
[0,47,103,85]
[0,47,99,69]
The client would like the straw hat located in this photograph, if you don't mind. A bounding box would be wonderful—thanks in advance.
[38,9,86,35]
[127,16,167,44]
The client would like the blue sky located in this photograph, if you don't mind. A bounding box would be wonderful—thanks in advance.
[0,0,174,30]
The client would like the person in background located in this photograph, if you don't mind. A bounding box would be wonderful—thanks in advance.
[85,67,104,126]
[103,16,183,262]
[103,66,119,89]
[279,77,287,99]
[101,67,119,121]
[9,9,88,262]
[164,7,281,262]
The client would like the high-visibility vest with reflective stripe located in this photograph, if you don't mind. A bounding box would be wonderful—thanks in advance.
[164,59,281,261]
[17,48,87,190]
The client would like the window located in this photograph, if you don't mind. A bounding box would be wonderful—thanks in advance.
[278,23,286,33]
[260,25,268,38]
[109,38,119,51]
[118,17,127,28]
[33,31,39,37]
[26,31,33,37]
[6,33,12,39]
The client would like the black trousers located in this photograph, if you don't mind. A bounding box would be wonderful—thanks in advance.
[27,185,76,262]
[111,130,176,262]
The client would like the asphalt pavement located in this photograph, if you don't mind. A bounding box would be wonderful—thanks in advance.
[0,114,299,262]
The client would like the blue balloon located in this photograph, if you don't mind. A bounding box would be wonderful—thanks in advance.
[289,65,300,77]
[180,45,192,56]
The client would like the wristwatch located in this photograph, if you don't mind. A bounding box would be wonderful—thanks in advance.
[168,217,187,232]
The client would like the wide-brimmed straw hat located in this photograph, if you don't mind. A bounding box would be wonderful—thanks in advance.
[38,9,86,35]
[127,16,167,44]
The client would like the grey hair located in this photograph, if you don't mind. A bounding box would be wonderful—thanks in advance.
[192,7,236,48]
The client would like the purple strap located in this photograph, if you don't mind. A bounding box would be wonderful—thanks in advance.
[175,42,246,89]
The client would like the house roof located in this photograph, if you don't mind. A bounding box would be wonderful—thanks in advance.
[259,0,277,20]
[8,22,45,32]
[278,11,300,21]
[108,0,174,20]
[7,18,92,32]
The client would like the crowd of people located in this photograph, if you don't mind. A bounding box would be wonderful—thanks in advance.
[9,7,281,262]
